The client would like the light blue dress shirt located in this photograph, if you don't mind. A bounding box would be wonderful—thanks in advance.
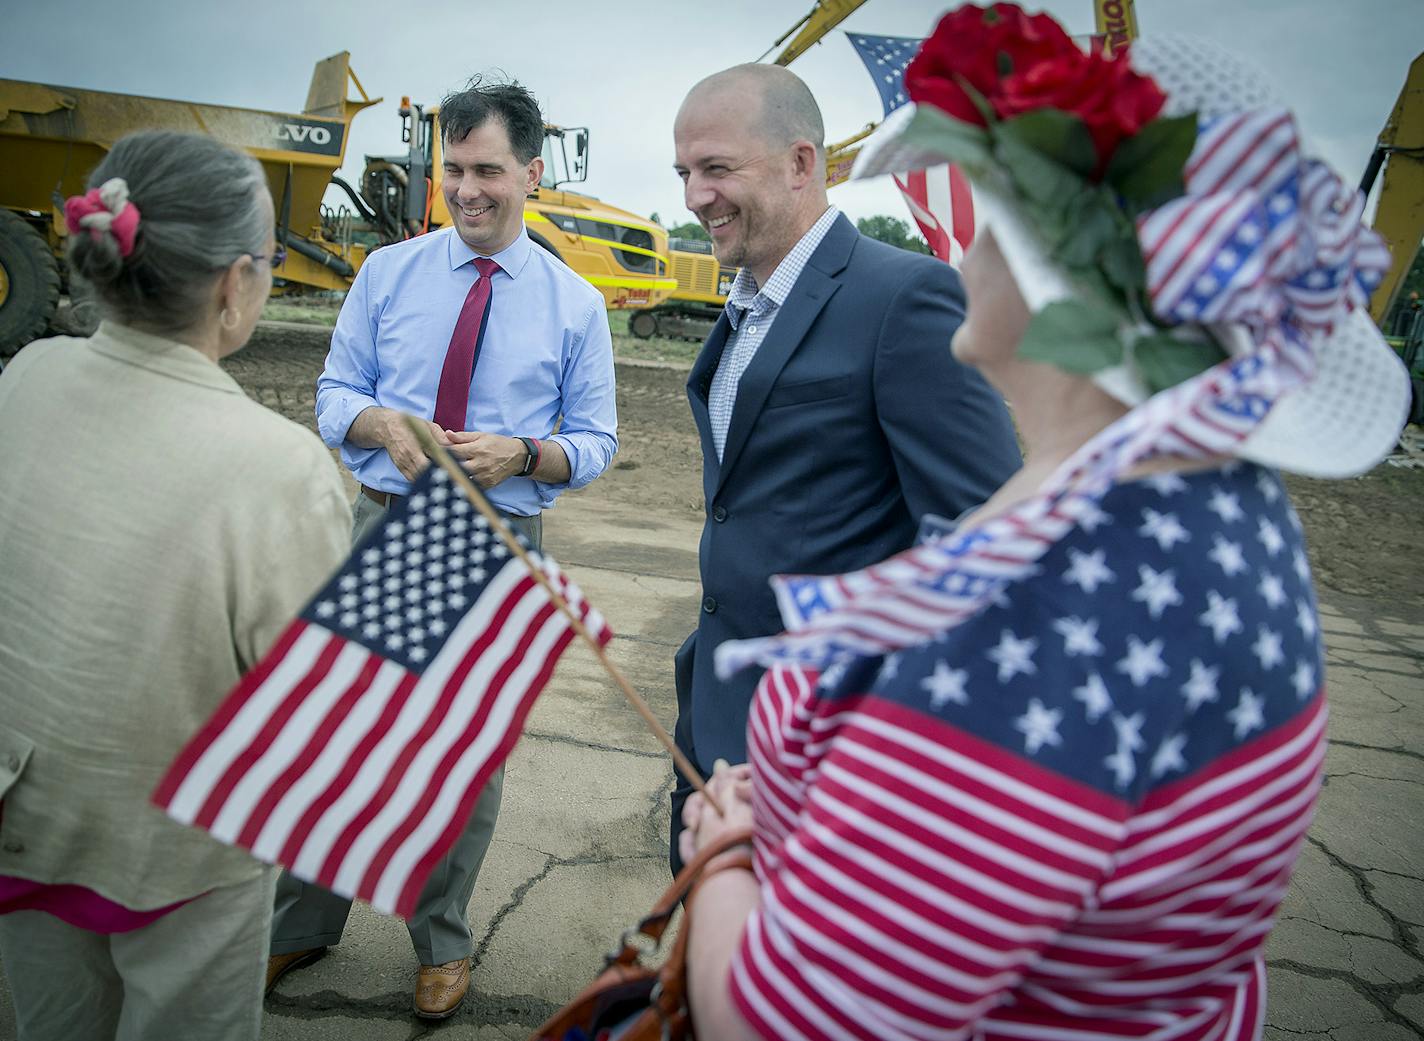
[316,226,618,516]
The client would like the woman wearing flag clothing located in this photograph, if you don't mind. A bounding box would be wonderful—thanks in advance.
[678,7,1408,1041]
[0,132,350,1041]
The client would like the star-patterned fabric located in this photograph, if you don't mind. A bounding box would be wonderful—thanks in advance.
[847,34,920,116]
[728,463,1326,1041]
[309,477,521,671]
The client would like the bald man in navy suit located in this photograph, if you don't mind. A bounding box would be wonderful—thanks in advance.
[669,64,1022,871]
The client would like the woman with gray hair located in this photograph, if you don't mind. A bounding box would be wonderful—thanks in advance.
[0,130,349,1040]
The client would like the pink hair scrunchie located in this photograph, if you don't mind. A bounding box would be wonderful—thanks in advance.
[64,177,142,258]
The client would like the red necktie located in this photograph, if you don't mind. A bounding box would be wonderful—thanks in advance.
[433,256,500,432]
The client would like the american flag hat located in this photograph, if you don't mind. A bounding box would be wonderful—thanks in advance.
[852,32,1409,480]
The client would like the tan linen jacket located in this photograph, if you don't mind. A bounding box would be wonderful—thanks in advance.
[0,322,351,909]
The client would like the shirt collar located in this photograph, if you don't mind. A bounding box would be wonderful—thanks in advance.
[725,205,839,329]
[88,321,245,395]
[446,225,534,278]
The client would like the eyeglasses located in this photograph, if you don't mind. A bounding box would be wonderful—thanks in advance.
[251,246,287,268]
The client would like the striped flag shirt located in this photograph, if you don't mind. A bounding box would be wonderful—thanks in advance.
[730,464,1324,1041]
[153,463,610,919]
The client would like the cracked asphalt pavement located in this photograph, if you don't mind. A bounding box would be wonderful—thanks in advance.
[0,329,1419,1039]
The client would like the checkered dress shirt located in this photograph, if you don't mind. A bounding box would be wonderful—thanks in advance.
[708,206,840,460]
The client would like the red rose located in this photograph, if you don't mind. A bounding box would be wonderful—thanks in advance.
[995,51,1166,169]
[905,3,1080,126]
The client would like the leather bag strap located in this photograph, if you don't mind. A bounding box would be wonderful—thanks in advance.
[604,827,754,968]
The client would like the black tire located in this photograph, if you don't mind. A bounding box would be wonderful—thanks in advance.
[0,210,60,356]
[629,310,658,339]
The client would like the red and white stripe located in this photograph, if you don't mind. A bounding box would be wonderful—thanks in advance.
[730,670,1327,1041]
[894,164,975,266]
[154,557,609,918]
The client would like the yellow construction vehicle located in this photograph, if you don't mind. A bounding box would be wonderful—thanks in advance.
[363,99,675,312]
[628,237,737,340]
[0,53,380,353]
[1364,51,1424,328]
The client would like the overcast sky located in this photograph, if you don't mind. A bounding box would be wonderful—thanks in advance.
[4,0,1418,233]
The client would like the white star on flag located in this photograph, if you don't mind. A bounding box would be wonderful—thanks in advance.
[1207,489,1245,523]
[1208,536,1249,577]
[1105,712,1146,789]
[1146,473,1189,496]
[986,630,1039,683]
[1228,688,1267,739]
[1062,547,1115,593]
[921,660,969,709]
[1200,591,1244,644]
[1132,565,1183,619]
[1252,626,1286,670]
[1296,599,1318,639]
[1072,673,1113,723]
[1052,616,1105,657]
[1077,501,1113,533]
[1140,509,1191,551]
[1117,636,1170,687]
[1150,733,1189,778]
[1258,572,1287,609]
[1257,518,1286,557]
[1180,658,1221,712]
[1292,660,1316,699]
[1014,699,1064,754]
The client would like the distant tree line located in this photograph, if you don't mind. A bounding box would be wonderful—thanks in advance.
[649,213,930,255]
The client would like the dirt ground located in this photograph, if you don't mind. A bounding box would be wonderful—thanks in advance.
[227,323,1424,616]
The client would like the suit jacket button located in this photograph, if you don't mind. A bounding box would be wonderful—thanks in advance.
[2,840,21,854]
[712,506,727,522]
[702,596,717,614]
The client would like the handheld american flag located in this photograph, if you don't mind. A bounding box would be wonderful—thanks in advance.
[153,461,611,919]
[848,32,975,265]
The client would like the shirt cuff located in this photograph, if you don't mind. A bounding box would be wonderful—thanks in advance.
[316,391,379,450]
[543,431,614,491]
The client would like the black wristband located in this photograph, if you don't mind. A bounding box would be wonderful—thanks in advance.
[516,436,539,477]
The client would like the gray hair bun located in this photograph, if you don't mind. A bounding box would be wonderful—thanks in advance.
[66,130,270,334]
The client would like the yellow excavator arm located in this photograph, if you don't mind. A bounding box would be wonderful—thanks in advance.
[768,0,870,67]
[766,1,872,186]
[1365,52,1424,324]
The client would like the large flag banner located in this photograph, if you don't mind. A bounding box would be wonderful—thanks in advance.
[848,32,975,265]
[153,462,611,918]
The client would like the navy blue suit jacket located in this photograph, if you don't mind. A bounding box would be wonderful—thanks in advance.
[674,214,1022,779]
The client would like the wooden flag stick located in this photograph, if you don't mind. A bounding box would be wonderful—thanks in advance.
[404,416,722,815]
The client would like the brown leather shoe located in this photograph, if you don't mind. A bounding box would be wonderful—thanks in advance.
[265,947,327,996]
[413,957,470,1019]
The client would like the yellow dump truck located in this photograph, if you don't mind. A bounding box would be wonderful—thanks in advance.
[0,53,380,353]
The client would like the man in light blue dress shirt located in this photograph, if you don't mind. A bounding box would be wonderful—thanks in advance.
[269,80,617,1019]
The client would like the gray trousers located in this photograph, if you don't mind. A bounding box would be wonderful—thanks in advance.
[0,868,276,1041]
[270,491,542,966]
